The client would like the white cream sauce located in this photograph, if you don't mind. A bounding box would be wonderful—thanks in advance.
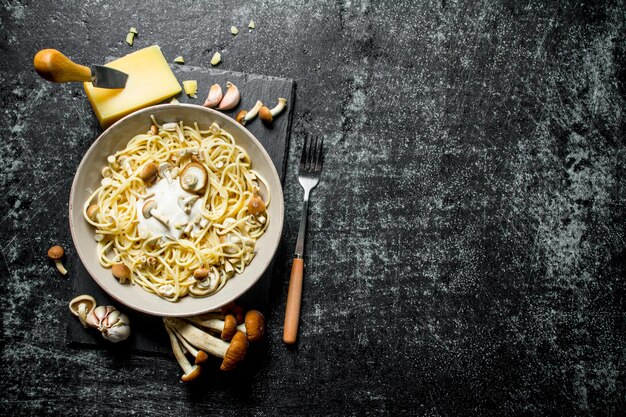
[136,177,203,239]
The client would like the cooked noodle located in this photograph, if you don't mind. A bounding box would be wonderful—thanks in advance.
[83,118,269,302]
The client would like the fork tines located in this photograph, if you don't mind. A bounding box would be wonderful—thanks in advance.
[300,136,324,173]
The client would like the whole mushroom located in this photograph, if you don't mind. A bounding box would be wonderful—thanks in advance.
[164,317,248,371]
[68,295,97,328]
[111,263,131,284]
[47,245,67,275]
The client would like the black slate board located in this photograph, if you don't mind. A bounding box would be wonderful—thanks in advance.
[67,66,295,354]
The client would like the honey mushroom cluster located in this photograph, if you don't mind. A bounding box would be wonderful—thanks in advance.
[163,303,265,382]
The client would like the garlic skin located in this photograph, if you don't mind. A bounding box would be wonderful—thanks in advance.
[203,84,223,108]
[101,312,131,343]
[86,305,115,328]
[85,305,131,343]
[218,82,240,110]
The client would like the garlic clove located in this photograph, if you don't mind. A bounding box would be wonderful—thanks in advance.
[86,305,115,329]
[104,309,122,328]
[218,82,240,111]
[203,84,223,108]
[101,313,131,343]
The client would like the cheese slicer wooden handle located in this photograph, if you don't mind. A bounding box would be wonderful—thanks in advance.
[33,49,92,83]
[33,49,128,88]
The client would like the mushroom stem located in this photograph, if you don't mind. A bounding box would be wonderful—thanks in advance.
[55,260,68,275]
[77,303,88,328]
[270,98,288,117]
[170,327,209,364]
[150,209,169,226]
[187,314,238,341]
[164,317,249,371]
[165,317,229,357]
[164,324,201,382]
[143,201,170,226]
[188,310,265,342]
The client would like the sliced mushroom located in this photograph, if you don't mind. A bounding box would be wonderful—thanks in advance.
[164,324,201,382]
[179,162,208,194]
[47,245,67,275]
[158,162,173,183]
[111,263,131,284]
[142,200,170,226]
[69,295,97,328]
[178,194,200,214]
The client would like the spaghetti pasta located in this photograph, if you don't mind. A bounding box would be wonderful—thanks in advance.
[83,118,270,302]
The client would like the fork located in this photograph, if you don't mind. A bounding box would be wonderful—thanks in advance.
[283,136,324,344]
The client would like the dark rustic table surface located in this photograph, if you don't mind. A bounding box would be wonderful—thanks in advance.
[1,1,624,416]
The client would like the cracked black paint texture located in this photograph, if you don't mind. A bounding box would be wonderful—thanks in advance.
[0,0,624,416]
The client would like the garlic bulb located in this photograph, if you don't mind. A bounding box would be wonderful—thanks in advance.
[85,305,131,343]
[101,310,131,343]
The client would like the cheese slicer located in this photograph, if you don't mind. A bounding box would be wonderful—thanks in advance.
[34,49,128,89]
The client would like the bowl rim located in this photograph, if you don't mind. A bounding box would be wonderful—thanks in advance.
[69,103,284,316]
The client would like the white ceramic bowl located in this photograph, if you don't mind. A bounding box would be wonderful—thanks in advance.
[69,104,284,316]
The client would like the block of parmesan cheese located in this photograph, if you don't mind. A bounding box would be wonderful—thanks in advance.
[84,45,181,128]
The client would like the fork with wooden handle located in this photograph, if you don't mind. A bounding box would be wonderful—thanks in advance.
[283,136,324,344]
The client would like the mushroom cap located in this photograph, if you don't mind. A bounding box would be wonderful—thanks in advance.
[221,301,245,324]
[47,245,64,260]
[194,350,209,365]
[179,162,208,194]
[86,204,99,221]
[235,109,247,125]
[244,310,265,342]
[142,200,158,218]
[181,364,201,382]
[111,263,131,283]
[140,162,158,183]
[221,314,238,341]
[247,196,266,216]
[220,331,248,371]
[68,295,97,317]
[259,106,273,123]
[193,268,210,281]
